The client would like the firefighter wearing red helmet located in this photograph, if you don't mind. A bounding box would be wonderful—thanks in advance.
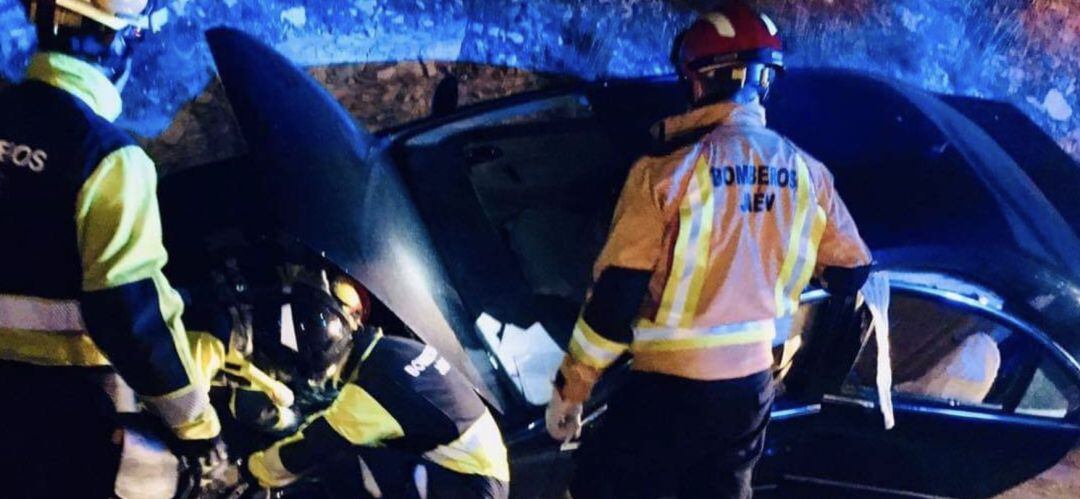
[545,2,872,498]
[674,1,784,104]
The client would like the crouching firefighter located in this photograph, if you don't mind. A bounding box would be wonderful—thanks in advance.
[0,1,226,497]
[232,265,510,498]
[545,3,872,498]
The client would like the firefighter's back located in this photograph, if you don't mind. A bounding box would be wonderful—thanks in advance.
[0,80,134,301]
[630,102,828,382]
[0,76,137,499]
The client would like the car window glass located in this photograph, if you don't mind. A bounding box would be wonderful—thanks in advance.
[404,94,593,147]
[843,293,1080,419]
[1016,360,1079,418]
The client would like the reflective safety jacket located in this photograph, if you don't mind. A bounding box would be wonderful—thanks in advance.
[248,330,510,488]
[0,52,218,439]
[560,100,871,401]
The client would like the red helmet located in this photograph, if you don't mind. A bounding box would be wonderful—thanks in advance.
[676,1,783,78]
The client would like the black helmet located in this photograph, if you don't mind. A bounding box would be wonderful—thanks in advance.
[248,266,365,391]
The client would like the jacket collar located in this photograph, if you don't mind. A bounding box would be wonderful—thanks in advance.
[652,99,767,144]
[26,52,122,122]
[336,327,383,385]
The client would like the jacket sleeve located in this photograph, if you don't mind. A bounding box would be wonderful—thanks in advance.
[75,145,219,440]
[812,164,872,271]
[186,331,297,432]
[591,160,666,274]
[247,384,404,488]
[558,162,664,404]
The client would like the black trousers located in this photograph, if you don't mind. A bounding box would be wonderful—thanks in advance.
[0,361,122,499]
[570,369,774,499]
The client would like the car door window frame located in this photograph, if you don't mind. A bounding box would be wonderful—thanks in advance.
[838,273,1080,425]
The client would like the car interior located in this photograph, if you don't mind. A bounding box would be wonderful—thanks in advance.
[845,292,1078,418]
[398,96,627,405]
[397,96,630,406]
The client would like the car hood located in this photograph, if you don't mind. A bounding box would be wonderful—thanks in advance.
[159,28,501,410]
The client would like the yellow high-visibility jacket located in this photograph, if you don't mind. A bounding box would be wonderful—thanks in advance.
[0,52,218,439]
[248,330,509,489]
[560,100,871,401]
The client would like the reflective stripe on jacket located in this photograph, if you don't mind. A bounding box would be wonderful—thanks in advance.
[0,52,217,439]
[562,100,871,393]
[0,295,107,366]
[248,331,510,488]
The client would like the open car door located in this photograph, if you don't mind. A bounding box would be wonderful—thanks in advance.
[773,269,1080,498]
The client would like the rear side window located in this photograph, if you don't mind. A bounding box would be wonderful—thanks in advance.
[843,293,1080,419]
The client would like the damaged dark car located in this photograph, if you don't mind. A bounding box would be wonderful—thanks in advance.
[154,29,1080,498]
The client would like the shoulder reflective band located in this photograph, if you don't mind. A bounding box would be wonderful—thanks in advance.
[655,150,716,328]
[774,153,824,317]
[632,317,776,352]
[0,295,85,331]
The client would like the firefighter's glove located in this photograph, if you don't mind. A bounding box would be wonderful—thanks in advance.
[545,387,583,442]
[231,386,300,434]
[219,457,271,499]
[175,437,236,498]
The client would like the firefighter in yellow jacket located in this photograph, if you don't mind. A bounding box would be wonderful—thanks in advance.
[0,1,224,496]
[230,266,510,498]
[545,3,872,498]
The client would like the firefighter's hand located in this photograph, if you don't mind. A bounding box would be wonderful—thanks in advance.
[216,457,269,499]
[175,437,236,498]
[545,387,583,442]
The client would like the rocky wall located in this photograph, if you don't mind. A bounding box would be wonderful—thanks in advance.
[0,0,1076,169]
[142,61,572,169]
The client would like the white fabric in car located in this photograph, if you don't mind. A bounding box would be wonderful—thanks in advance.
[862,272,895,430]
